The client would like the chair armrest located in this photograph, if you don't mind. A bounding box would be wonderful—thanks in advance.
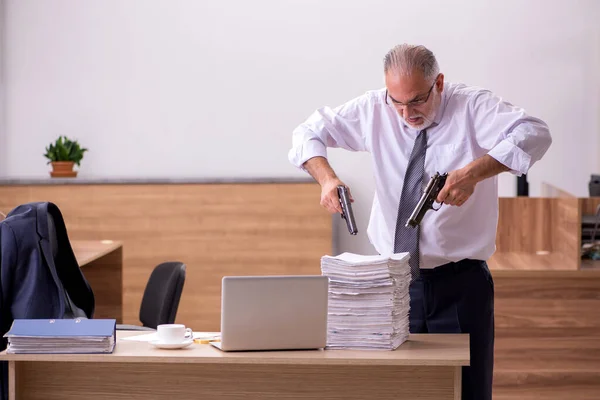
[116,324,155,331]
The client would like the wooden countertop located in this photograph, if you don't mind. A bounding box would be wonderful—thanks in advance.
[0,177,315,186]
[488,252,600,277]
[488,252,574,271]
[0,331,470,367]
[72,240,123,266]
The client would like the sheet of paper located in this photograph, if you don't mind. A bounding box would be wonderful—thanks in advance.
[121,332,220,342]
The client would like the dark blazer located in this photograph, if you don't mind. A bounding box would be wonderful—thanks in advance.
[0,202,95,399]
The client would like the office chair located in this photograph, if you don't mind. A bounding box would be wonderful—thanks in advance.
[117,261,186,331]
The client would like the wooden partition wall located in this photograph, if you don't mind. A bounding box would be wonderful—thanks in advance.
[489,183,600,271]
[0,180,331,331]
[489,183,600,399]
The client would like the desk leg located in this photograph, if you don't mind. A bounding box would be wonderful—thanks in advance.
[80,247,123,323]
[8,361,15,400]
[454,366,462,400]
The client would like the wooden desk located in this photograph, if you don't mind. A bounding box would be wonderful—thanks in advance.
[488,252,600,276]
[488,188,600,397]
[2,331,469,400]
[72,240,123,323]
[487,253,600,399]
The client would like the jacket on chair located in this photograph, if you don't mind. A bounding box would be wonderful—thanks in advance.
[0,202,95,400]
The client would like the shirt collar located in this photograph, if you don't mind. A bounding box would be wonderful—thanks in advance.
[433,86,448,126]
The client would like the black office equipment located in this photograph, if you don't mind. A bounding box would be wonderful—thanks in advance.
[517,174,529,196]
[589,174,600,197]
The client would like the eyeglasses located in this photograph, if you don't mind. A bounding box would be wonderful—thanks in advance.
[385,76,438,108]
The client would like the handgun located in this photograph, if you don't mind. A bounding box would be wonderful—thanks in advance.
[405,172,448,228]
[337,185,358,235]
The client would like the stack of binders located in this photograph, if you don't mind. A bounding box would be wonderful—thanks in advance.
[4,318,116,354]
[320,252,411,350]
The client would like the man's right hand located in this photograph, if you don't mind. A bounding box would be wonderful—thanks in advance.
[320,178,353,214]
[301,156,353,214]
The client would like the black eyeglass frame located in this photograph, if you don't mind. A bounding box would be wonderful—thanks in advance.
[385,75,439,108]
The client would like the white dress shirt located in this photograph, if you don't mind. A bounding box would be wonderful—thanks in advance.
[288,82,552,269]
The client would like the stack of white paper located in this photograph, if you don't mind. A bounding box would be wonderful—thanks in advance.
[320,252,411,350]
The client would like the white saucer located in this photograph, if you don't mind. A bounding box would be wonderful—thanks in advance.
[149,338,194,349]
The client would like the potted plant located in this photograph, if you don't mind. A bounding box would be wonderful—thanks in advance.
[43,136,88,178]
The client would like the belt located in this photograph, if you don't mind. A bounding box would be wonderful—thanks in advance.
[418,258,485,279]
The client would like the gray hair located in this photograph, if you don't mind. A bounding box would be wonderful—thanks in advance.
[383,44,439,81]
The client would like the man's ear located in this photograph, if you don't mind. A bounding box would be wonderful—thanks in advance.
[436,73,445,93]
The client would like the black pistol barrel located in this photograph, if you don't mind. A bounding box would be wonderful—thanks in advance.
[337,185,358,235]
[406,191,430,228]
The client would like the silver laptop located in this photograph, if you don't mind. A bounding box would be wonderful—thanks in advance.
[211,275,329,351]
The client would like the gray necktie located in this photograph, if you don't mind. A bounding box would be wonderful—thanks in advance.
[393,130,427,280]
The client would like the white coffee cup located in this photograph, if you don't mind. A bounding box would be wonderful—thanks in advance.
[156,324,193,344]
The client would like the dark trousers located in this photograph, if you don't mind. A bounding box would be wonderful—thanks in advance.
[409,259,495,400]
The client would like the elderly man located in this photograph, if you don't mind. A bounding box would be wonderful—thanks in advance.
[288,44,552,400]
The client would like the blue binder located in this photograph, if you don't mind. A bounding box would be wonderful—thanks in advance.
[5,318,116,338]
[4,319,116,354]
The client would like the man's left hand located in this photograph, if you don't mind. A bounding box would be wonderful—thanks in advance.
[436,168,476,206]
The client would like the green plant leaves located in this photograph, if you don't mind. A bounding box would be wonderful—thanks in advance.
[43,135,88,166]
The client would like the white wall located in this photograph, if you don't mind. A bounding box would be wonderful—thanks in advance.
[2,0,600,255]
[0,0,5,176]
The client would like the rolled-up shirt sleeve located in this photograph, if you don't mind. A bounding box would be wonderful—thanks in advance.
[288,95,370,170]
[469,89,552,176]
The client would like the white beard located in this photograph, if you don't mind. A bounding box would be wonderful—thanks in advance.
[403,112,436,130]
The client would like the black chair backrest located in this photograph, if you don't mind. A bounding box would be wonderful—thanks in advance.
[139,262,186,329]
